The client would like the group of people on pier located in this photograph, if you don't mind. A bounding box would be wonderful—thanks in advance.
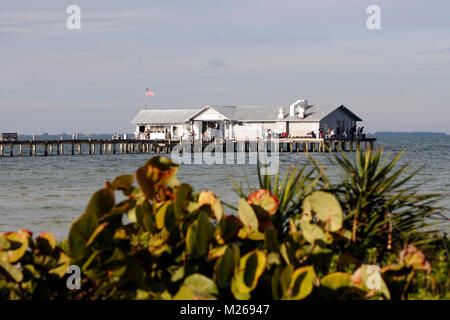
[315,126,365,140]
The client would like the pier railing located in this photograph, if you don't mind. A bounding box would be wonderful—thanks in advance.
[0,138,376,157]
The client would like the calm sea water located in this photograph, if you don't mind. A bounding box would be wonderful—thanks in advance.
[0,135,449,239]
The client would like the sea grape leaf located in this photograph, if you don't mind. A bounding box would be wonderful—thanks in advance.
[303,191,342,232]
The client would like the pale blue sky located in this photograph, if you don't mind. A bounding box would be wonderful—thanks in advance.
[1,0,449,134]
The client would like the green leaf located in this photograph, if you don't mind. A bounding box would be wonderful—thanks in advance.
[283,265,316,300]
[0,235,10,250]
[136,157,179,200]
[85,188,115,217]
[184,274,218,295]
[271,267,283,299]
[238,198,258,231]
[109,174,134,191]
[280,264,294,293]
[154,202,169,230]
[215,215,243,244]
[0,260,23,282]
[299,218,327,244]
[358,265,391,300]
[186,212,213,257]
[145,156,179,171]
[4,230,30,263]
[49,252,71,278]
[214,246,235,288]
[174,184,192,219]
[128,196,156,232]
[173,274,218,300]
[68,209,99,262]
[86,222,109,247]
[198,190,224,221]
[232,250,266,298]
[320,272,352,290]
[303,191,343,232]
[170,266,185,282]
[37,232,57,250]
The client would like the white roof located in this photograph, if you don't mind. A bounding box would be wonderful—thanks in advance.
[130,105,362,124]
[130,108,201,124]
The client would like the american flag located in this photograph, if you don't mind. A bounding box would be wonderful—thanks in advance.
[146,88,155,96]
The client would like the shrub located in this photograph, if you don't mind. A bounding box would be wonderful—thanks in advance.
[0,152,448,300]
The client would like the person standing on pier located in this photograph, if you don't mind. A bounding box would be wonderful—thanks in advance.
[330,129,336,140]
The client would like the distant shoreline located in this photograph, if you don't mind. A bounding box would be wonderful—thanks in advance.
[370,132,448,137]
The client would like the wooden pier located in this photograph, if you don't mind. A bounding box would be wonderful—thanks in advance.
[0,138,376,157]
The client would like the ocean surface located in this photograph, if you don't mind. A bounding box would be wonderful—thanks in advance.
[0,135,449,239]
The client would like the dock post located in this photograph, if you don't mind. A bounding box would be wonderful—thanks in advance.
[44,144,48,156]
[78,144,81,155]
[29,143,32,156]
[33,144,36,156]
[49,144,53,156]
[0,145,3,157]
[60,143,64,155]
[71,143,75,155]
[19,145,23,156]
[119,143,123,154]
[10,145,13,157]
[57,143,60,155]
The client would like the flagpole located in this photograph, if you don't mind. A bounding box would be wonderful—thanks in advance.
[145,88,148,109]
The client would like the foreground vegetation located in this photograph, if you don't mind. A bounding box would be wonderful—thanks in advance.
[0,149,449,300]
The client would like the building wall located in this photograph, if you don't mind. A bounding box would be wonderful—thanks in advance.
[233,122,262,139]
[288,122,320,137]
[320,108,357,133]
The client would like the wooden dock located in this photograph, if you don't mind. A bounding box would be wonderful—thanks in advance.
[0,138,376,157]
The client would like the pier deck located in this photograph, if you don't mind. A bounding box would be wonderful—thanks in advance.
[0,138,376,157]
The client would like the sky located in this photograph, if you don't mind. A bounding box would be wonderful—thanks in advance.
[0,0,449,134]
